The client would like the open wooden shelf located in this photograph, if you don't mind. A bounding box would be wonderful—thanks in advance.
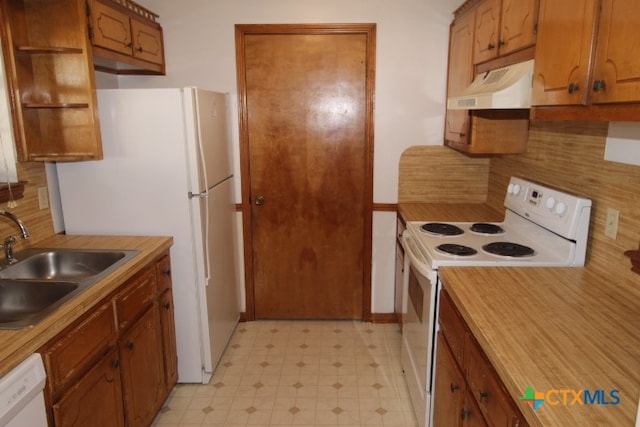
[22,103,89,109]
[0,181,26,204]
[16,46,83,54]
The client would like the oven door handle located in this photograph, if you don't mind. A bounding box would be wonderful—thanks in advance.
[402,233,438,283]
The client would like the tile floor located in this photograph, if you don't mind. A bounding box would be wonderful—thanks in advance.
[152,320,418,426]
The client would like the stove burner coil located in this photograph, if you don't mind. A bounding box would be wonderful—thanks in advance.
[421,222,464,236]
[436,244,478,256]
[470,222,504,235]
[482,242,535,257]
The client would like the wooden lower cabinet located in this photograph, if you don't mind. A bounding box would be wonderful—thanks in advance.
[433,333,465,427]
[119,305,165,427]
[462,389,489,427]
[40,251,178,426]
[433,290,527,427]
[159,289,179,393]
[52,348,124,427]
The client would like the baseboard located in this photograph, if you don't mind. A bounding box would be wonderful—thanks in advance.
[369,312,399,323]
[239,312,399,324]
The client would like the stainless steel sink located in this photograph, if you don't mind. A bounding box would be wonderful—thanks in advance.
[0,248,139,329]
[0,249,130,281]
[0,280,78,329]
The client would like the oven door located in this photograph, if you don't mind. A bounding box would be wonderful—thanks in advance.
[401,232,438,427]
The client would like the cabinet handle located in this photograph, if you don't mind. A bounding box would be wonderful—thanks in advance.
[112,360,121,368]
[499,40,505,47]
[163,302,171,310]
[593,80,606,92]
[479,390,489,401]
[450,383,460,392]
[568,83,579,94]
[164,268,171,277]
[459,133,466,138]
[126,42,132,48]
[127,342,135,351]
[461,409,472,419]
[136,46,143,52]
[487,43,495,50]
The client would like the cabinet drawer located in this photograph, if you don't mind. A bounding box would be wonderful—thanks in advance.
[43,302,116,395]
[155,254,172,293]
[439,290,467,368]
[466,336,526,427]
[115,266,156,330]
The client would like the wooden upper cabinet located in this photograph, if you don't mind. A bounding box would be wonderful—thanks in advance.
[532,0,599,106]
[474,0,538,64]
[590,0,640,104]
[88,0,165,74]
[0,0,103,161]
[445,9,475,146]
[89,0,132,56]
[499,0,538,56]
[473,0,501,64]
[130,17,164,65]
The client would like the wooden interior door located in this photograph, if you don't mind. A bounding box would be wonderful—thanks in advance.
[236,24,375,320]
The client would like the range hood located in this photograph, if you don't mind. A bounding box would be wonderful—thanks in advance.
[447,59,534,110]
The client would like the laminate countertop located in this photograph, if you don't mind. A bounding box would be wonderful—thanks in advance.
[0,234,173,378]
[439,266,640,427]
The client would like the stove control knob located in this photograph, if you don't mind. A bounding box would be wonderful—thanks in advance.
[554,201,568,216]
[546,197,556,211]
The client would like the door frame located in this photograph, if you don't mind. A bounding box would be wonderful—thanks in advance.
[235,23,376,321]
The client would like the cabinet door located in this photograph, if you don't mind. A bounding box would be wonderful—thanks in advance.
[532,0,599,106]
[445,10,475,145]
[52,348,124,427]
[130,18,164,65]
[474,0,501,64]
[159,288,179,393]
[394,240,405,319]
[89,0,133,56]
[466,335,526,427]
[499,0,538,56]
[119,305,165,427]
[433,333,466,427]
[590,0,640,104]
[461,389,489,427]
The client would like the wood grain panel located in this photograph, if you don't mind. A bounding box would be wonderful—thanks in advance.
[398,145,490,203]
[440,266,640,427]
[0,162,55,250]
[487,120,640,282]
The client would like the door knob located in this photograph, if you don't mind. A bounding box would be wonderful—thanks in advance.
[254,195,265,205]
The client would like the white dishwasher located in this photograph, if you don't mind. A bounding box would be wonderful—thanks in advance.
[0,353,48,427]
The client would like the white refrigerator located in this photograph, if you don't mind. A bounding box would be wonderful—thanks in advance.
[56,88,240,383]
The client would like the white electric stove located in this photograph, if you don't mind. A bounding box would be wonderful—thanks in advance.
[400,176,592,427]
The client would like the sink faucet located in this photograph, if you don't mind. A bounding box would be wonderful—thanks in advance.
[0,210,30,264]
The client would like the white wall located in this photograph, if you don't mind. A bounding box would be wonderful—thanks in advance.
[113,0,464,313]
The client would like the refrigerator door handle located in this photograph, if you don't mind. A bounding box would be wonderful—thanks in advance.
[188,191,207,199]
[194,92,212,284]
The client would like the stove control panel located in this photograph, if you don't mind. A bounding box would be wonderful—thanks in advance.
[505,176,592,240]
